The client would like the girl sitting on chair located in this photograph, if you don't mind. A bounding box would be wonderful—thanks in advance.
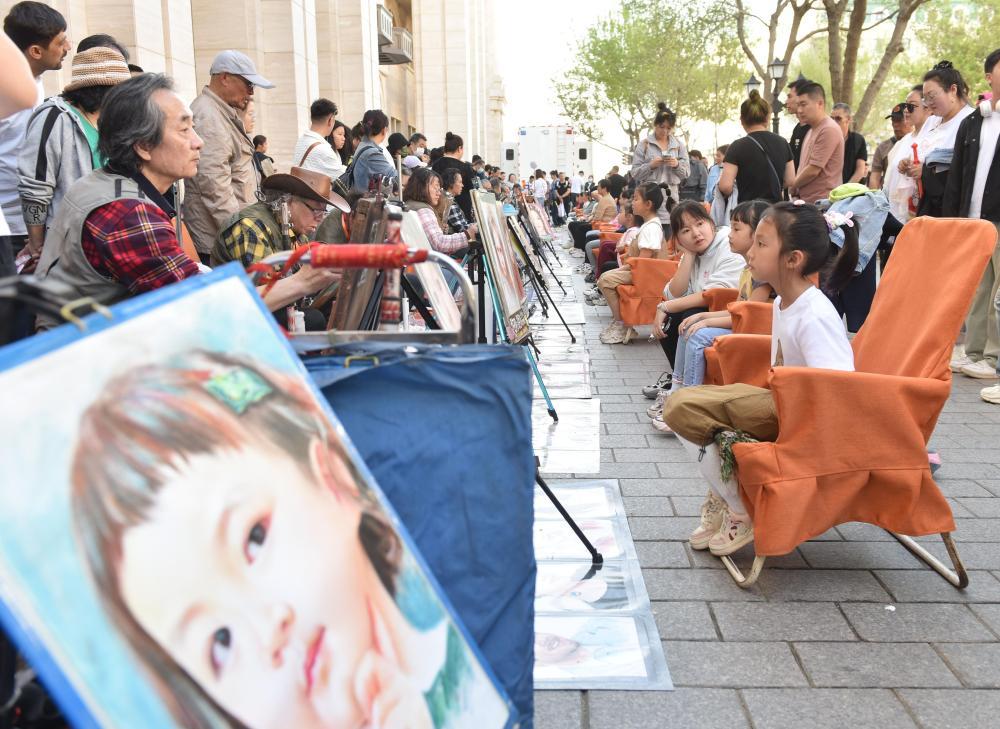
[663,201,859,556]
[649,200,773,431]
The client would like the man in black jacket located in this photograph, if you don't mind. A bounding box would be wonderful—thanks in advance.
[943,47,1000,386]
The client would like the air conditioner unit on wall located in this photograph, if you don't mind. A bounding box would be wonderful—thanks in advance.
[379,27,413,65]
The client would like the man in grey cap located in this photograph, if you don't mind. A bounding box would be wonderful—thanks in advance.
[183,49,274,262]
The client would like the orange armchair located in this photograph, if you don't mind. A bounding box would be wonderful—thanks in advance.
[618,258,679,331]
[719,217,998,588]
[702,301,773,386]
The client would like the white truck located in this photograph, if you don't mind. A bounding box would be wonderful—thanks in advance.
[500,125,593,184]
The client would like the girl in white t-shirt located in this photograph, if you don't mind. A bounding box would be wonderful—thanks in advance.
[663,201,859,557]
[597,182,673,344]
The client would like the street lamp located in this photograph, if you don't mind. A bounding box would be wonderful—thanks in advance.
[768,58,787,83]
[745,74,762,97]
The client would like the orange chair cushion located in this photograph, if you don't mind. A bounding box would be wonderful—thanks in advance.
[702,288,739,312]
[618,258,678,327]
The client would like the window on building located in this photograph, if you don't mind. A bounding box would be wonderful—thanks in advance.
[505,149,515,161]
[578,148,588,160]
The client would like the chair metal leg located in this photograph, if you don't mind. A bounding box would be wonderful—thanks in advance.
[888,531,969,589]
[719,554,767,588]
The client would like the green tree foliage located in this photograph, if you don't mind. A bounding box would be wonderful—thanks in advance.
[553,0,744,150]
[890,0,1000,100]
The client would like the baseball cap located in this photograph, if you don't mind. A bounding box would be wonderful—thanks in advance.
[402,155,426,169]
[885,102,912,120]
[209,50,275,89]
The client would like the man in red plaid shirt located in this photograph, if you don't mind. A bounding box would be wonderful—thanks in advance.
[36,73,338,330]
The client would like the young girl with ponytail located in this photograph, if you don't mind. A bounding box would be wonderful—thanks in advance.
[663,201,860,556]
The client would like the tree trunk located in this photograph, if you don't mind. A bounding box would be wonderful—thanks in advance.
[840,0,867,108]
[853,0,929,129]
[824,0,848,101]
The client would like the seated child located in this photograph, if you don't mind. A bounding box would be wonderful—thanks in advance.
[648,200,772,430]
[663,201,859,556]
[649,200,745,408]
[596,183,676,344]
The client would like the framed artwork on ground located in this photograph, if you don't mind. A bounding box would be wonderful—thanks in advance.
[0,266,515,729]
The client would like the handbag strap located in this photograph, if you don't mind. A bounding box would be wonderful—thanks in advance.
[746,133,784,200]
[299,141,323,167]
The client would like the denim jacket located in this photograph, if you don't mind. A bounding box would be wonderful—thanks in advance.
[816,186,890,272]
[350,139,398,193]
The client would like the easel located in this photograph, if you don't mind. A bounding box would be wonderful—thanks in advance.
[512,219,576,344]
[466,241,559,423]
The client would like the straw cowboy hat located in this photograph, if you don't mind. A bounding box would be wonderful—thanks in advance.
[262,166,350,212]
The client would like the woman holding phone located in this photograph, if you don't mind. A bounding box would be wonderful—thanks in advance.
[630,103,690,237]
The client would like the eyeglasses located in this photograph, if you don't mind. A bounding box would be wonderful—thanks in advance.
[297,200,328,220]
[233,75,254,92]
[894,103,916,113]
[923,89,942,104]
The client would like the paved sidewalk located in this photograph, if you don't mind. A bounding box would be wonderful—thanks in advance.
[533,248,1000,729]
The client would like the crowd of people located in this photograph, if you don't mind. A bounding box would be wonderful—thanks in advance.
[535,49,1000,557]
[0,1,531,346]
[0,0,998,721]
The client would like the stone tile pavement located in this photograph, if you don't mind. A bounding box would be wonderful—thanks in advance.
[532,241,1000,728]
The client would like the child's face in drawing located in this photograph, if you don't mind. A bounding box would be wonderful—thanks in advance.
[118,440,377,729]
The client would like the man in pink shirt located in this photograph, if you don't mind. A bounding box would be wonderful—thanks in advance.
[791,82,845,202]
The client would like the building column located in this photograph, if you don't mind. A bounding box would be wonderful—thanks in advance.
[315,0,381,127]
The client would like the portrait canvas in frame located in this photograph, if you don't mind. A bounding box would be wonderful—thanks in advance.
[399,208,462,331]
[472,191,530,344]
[0,266,515,729]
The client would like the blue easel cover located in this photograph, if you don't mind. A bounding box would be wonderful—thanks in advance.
[0,265,516,729]
[306,344,537,727]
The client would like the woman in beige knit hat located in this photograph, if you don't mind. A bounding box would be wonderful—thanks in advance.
[16,46,131,260]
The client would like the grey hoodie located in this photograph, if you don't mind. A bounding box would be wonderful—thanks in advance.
[663,226,744,299]
[17,96,94,233]
[631,132,690,223]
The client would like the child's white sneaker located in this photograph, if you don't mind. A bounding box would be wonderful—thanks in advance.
[646,389,670,419]
[689,491,726,551]
[708,510,754,556]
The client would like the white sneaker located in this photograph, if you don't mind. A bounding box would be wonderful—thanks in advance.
[982,383,1000,404]
[646,389,670,419]
[689,492,726,550]
[585,293,607,307]
[708,510,754,556]
[651,411,675,434]
[950,353,974,372]
[561,239,574,250]
[599,321,627,344]
[961,360,997,379]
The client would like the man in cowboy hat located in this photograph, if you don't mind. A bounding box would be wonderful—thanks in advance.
[36,75,336,330]
[184,49,275,263]
[211,165,350,267]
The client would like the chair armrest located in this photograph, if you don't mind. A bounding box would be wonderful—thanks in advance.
[712,334,771,388]
[728,301,773,335]
[766,367,952,467]
[628,258,679,292]
[702,288,739,312]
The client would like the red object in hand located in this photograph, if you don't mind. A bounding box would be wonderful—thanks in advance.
[310,243,428,269]
[909,143,922,214]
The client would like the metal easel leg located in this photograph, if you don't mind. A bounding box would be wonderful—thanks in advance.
[889,531,969,589]
[526,344,558,422]
[481,244,559,423]
[536,464,602,566]
[719,555,767,588]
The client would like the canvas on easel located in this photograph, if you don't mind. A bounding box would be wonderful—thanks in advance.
[399,208,462,331]
[472,190,529,344]
[0,266,515,729]
[328,195,386,331]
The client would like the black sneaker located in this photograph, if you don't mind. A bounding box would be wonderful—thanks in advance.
[642,371,671,399]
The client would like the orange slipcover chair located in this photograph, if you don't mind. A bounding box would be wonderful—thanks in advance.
[618,258,678,330]
[703,302,773,386]
[719,217,998,587]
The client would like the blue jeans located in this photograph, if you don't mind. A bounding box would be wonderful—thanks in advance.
[674,326,731,388]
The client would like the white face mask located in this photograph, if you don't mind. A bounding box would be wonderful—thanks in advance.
[415,146,426,155]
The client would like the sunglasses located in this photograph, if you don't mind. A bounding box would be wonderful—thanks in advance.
[231,74,254,92]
